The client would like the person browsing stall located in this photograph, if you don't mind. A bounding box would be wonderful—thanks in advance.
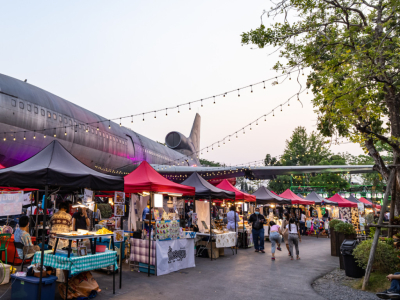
[377,273,400,299]
[49,202,72,249]
[72,207,90,231]
[248,208,266,253]
[227,206,239,232]
[14,216,40,258]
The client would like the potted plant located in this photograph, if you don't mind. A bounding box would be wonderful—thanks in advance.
[329,219,343,257]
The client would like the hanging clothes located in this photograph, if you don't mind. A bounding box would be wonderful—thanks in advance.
[339,207,351,222]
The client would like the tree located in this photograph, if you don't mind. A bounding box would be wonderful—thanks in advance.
[267,127,349,192]
[199,159,222,167]
[264,154,278,166]
[241,0,400,213]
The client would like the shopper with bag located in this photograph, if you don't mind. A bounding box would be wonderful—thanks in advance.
[247,207,266,253]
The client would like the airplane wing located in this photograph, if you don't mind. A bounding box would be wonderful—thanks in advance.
[150,164,374,181]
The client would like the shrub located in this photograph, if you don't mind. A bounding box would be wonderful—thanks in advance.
[329,219,343,229]
[353,239,400,273]
[334,222,356,235]
[365,213,374,225]
[98,203,112,219]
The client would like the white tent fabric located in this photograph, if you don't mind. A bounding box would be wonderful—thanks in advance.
[195,200,210,232]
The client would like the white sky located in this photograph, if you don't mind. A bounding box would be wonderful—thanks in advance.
[0,1,363,166]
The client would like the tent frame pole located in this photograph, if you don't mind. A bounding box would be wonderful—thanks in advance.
[38,185,48,300]
[242,201,245,248]
[35,190,39,240]
[148,192,153,277]
[235,200,237,254]
[209,196,212,261]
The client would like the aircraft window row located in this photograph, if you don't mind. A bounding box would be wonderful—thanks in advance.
[10,97,128,145]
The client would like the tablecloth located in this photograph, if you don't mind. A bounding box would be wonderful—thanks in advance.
[196,232,237,248]
[32,250,118,275]
[130,238,156,265]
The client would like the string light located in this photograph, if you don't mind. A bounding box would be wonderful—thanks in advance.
[3,133,5,141]
[201,100,203,107]
[189,103,191,110]
[33,131,36,139]
[280,104,282,112]
[251,85,253,93]
[273,110,275,116]
[65,127,67,136]
[120,118,122,126]
[53,128,57,137]
[13,132,16,141]
[237,89,240,97]
[131,115,133,123]
[154,111,156,119]
[143,113,145,122]
[263,81,266,89]
[108,121,111,129]
[23,131,26,140]
[213,96,216,104]
[178,106,180,113]
[97,123,99,130]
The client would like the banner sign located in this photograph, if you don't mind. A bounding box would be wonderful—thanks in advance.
[0,192,23,216]
[156,239,195,276]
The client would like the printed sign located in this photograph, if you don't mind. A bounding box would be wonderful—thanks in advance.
[83,189,93,204]
[22,193,32,206]
[0,192,23,216]
[114,192,125,204]
[156,239,195,276]
[114,204,124,216]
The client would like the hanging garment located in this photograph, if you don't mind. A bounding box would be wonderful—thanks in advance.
[339,207,351,222]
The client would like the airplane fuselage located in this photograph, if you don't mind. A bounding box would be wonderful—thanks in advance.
[0,74,197,174]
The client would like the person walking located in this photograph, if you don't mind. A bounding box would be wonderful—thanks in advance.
[268,221,282,261]
[286,218,301,260]
[300,211,306,235]
[281,212,291,256]
[247,207,266,253]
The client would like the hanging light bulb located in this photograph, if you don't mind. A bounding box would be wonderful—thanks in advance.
[131,115,133,124]
[189,103,191,110]
[263,81,266,89]
[13,132,16,141]
[201,100,203,107]
[289,72,291,80]
[288,101,290,106]
[120,118,122,126]
[237,89,240,97]
[3,132,5,141]
[251,85,253,93]
[33,131,36,139]
[86,125,89,133]
[178,105,180,113]
[256,121,258,125]
[264,115,266,121]
[97,122,99,130]
[281,105,282,111]
[273,110,275,116]
[250,124,252,130]
[213,96,216,104]
[65,127,67,136]
[143,113,145,121]
[154,111,156,119]
[23,131,26,140]
[54,128,57,137]
[108,120,111,129]
[75,126,77,133]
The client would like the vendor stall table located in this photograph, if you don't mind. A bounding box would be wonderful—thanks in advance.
[42,233,119,299]
[130,236,196,276]
[195,232,237,258]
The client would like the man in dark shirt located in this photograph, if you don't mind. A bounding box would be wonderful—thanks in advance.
[72,207,90,231]
[247,207,266,253]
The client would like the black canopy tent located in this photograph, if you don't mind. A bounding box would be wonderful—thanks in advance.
[305,191,339,206]
[181,172,235,260]
[0,140,124,299]
[251,186,291,205]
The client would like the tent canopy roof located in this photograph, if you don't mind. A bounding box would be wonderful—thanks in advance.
[216,179,256,202]
[358,197,375,208]
[0,141,124,190]
[181,173,235,199]
[279,189,315,205]
[305,191,338,206]
[124,161,195,196]
[251,186,291,205]
[327,194,357,207]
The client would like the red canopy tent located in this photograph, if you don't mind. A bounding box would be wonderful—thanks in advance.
[124,161,195,195]
[359,197,381,209]
[0,164,5,169]
[279,189,315,205]
[327,194,357,207]
[215,179,256,202]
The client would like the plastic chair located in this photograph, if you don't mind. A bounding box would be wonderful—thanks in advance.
[13,242,34,271]
[0,233,11,263]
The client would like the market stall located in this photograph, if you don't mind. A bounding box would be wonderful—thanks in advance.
[251,186,291,236]
[181,173,235,260]
[0,140,124,299]
[124,161,196,276]
[216,179,256,250]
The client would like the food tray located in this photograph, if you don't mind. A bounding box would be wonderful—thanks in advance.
[55,233,95,240]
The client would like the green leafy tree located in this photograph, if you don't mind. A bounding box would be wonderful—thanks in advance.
[241,0,400,212]
[264,154,278,166]
[199,159,222,167]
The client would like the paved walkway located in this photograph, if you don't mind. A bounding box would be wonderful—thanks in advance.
[0,236,338,300]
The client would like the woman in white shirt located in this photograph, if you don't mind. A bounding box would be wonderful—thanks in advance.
[286,218,301,260]
[227,206,239,232]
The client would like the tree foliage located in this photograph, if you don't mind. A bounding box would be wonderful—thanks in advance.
[241,0,400,210]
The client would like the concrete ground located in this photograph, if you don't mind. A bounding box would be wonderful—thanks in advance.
[0,236,339,300]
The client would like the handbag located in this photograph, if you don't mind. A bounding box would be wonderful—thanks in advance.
[253,215,263,230]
